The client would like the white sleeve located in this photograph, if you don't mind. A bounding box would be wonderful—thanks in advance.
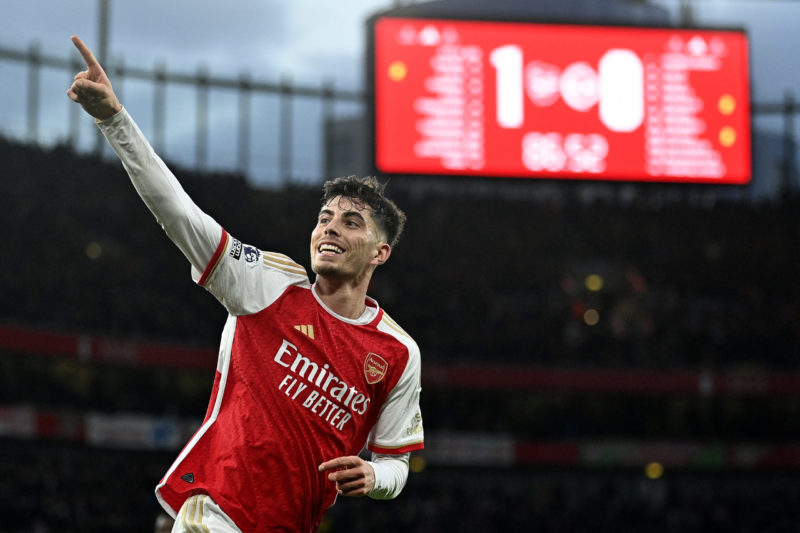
[200,242,312,315]
[96,108,221,275]
[96,109,311,316]
[367,453,409,500]
[369,316,424,454]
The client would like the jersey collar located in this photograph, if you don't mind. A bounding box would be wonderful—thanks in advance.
[311,283,380,325]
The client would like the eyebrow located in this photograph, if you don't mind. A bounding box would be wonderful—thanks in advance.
[318,208,367,223]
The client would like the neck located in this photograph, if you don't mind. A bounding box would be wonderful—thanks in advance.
[314,274,371,319]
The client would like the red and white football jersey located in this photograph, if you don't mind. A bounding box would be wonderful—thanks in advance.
[155,230,424,532]
[97,109,423,532]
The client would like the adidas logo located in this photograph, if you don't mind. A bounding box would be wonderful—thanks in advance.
[294,324,315,339]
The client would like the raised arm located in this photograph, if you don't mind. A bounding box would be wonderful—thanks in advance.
[67,35,222,280]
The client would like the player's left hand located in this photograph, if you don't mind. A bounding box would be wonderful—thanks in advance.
[318,456,375,497]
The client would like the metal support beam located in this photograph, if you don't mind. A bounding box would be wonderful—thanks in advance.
[238,71,252,174]
[26,43,41,144]
[94,0,111,155]
[279,76,293,184]
[195,65,210,170]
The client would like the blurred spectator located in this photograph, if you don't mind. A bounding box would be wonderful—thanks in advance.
[154,512,174,533]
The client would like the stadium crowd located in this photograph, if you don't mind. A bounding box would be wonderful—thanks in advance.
[3,350,800,443]
[1,137,797,372]
[1,138,798,531]
[2,439,798,533]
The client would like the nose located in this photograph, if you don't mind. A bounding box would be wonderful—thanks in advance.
[324,222,340,236]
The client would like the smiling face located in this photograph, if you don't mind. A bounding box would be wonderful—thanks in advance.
[310,195,391,283]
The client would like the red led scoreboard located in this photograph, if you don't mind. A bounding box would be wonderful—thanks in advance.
[370,17,752,184]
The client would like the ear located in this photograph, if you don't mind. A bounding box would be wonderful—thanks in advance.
[371,242,392,266]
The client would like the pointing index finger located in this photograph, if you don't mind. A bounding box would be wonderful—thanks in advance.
[318,457,353,472]
[71,35,99,68]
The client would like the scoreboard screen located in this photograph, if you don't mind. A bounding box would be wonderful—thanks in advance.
[370,16,751,184]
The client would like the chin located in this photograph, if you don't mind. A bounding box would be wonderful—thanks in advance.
[312,262,341,277]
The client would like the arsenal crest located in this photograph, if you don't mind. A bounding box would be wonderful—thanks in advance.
[364,353,388,384]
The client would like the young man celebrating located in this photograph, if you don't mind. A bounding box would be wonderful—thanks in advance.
[67,36,423,533]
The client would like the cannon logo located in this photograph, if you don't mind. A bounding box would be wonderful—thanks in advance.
[364,353,388,384]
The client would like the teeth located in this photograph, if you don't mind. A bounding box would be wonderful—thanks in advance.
[319,244,344,254]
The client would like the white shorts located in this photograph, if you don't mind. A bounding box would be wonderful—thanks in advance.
[171,494,242,533]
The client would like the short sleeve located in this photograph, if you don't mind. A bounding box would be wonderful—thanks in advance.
[192,230,311,316]
[369,317,424,454]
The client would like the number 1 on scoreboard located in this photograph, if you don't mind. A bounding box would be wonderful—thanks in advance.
[489,44,525,128]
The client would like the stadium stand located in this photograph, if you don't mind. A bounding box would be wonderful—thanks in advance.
[2,137,798,370]
[2,438,799,532]
[1,137,798,531]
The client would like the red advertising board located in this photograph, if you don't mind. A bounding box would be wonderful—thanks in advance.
[371,17,751,184]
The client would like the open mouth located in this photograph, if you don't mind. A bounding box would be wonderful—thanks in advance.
[318,243,345,256]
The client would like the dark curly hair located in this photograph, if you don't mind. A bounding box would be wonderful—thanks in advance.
[320,175,406,248]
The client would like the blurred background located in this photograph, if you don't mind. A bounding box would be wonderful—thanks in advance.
[1,0,798,531]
